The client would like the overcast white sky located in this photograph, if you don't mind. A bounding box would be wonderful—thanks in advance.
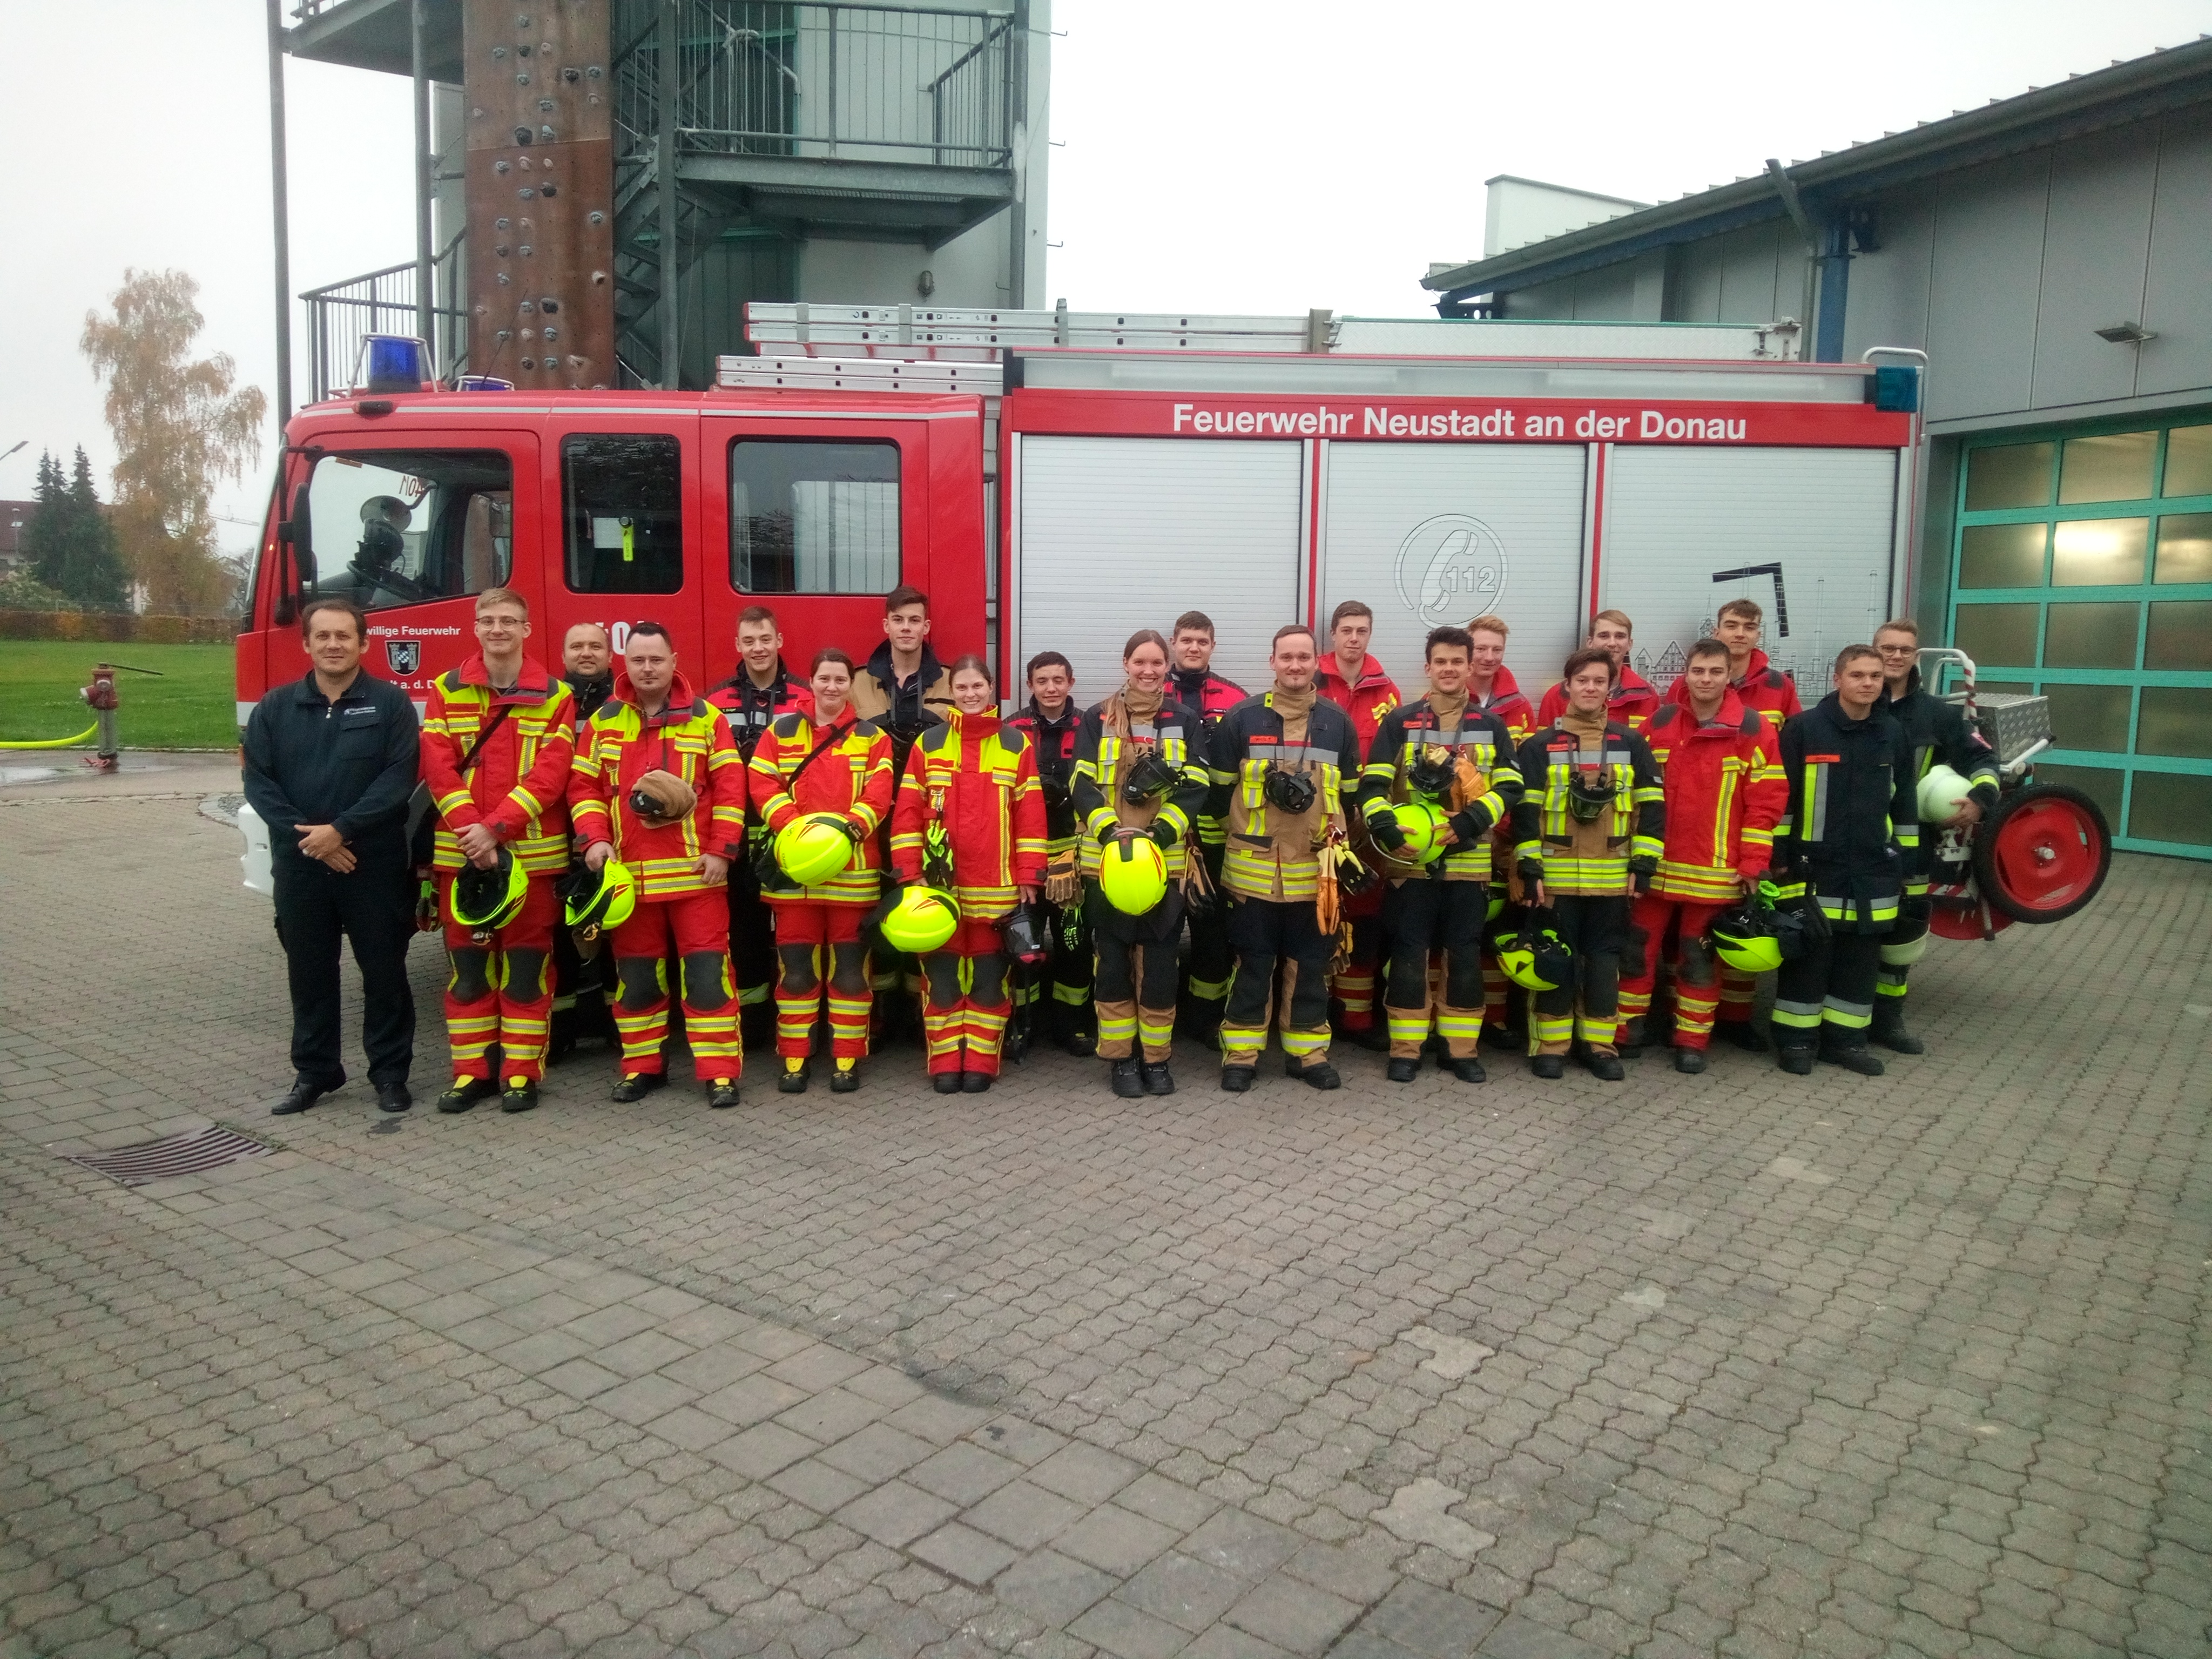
[3,0,2208,555]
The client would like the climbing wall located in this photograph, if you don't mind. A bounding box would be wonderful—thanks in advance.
[463,0,615,389]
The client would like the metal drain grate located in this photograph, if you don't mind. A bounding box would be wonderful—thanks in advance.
[62,1127,271,1187]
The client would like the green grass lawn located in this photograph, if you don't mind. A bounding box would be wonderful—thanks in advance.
[0,642,240,750]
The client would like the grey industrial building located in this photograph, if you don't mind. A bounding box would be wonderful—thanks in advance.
[1424,39,2212,858]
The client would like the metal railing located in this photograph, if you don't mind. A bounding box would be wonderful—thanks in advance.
[615,1,1016,171]
[300,232,468,402]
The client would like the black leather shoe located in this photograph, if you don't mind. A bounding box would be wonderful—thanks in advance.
[1585,1051,1626,1082]
[1449,1056,1486,1084]
[498,1079,538,1114]
[778,1062,811,1095]
[1220,1065,1255,1092]
[1141,1061,1175,1097]
[272,1078,335,1116]
[828,1064,860,1094]
[1290,1060,1341,1091]
[933,1073,962,1094]
[610,1072,666,1103]
[375,1082,412,1113]
[436,1076,495,1115]
[1385,1057,1419,1084]
[1717,1020,1770,1053]
[1529,1054,1565,1080]
[1673,1048,1708,1075]
[1777,1046,1815,1075]
[707,1078,741,1109]
[960,1071,991,1093]
[1819,1040,1885,1076]
[1110,1058,1145,1098]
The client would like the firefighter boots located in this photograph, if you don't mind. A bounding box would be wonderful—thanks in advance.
[1111,1057,1145,1098]
[437,1076,496,1115]
[1870,1002,1925,1054]
[500,1078,539,1114]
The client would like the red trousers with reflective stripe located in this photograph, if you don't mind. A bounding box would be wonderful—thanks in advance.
[610,891,741,1080]
[769,900,871,1061]
[1618,893,1725,1050]
[439,871,557,1083]
[921,918,1011,1076]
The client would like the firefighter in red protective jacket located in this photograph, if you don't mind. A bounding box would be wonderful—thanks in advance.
[1767,645,1921,1076]
[891,656,1047,1092]
[1313,600,1401,1048]
[1357,625,1524,1084]
[708,604,815,1052]
[1510,646,1666,1081]
[1070,630,1209,1098]
[1618,637,1787,1072]
[1466,612,1537,1048]
[1008,652,1094,1055]
[1167,610,1245,1043]
[420,588,577,1116]
[1535,610,1660,731]
[747,648,891,1094]
[571,624,748,1108]
[1697,596,1803,1049]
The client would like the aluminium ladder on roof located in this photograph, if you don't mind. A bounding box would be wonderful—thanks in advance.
[744,301,1338,359]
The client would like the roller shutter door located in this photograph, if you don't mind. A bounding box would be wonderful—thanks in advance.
[1601,447,1898,696]
[1015,437,1304,696]
[1320,443,1589,690]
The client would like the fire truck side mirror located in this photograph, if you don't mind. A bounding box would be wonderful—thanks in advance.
[284,483,316,595]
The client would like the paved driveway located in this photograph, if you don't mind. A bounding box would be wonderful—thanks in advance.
[2,763,2206,1658]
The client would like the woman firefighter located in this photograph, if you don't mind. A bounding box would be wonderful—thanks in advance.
[745,648,895,1094]
[1069,629,1212,1098]
[889,656,1047,1091]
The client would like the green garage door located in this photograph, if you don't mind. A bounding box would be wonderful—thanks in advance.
[1950,417,2212,859]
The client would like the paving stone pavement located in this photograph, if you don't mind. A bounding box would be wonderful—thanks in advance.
[1,764,2207,1659]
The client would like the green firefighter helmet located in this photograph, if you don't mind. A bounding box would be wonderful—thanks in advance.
[1098,832,1169,915]
[1707,903,1786,974]
[563,857,638,942]
[1386,800,1451,864]
[880,885,959,954]
[1496,916,1574,992]
[451,845,529,930]
[775,812,855,888]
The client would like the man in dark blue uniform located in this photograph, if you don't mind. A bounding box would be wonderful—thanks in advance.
[242,597,422,1115]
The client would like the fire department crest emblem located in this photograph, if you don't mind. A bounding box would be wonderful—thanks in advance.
[385,639,422,675]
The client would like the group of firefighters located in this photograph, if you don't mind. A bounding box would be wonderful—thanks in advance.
[240,581,1999,1118]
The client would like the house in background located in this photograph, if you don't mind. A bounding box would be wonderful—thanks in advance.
[1421,39,2212,858]
[0,501,34,579]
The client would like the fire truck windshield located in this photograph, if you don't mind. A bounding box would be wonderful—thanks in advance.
[301,449,513,613]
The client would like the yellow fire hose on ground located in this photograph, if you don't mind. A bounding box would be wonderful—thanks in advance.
[0,723,99,750]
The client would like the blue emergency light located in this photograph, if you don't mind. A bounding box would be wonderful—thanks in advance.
[355,334,434,394]
[1871,365,1920,413]
[455,375,516,393]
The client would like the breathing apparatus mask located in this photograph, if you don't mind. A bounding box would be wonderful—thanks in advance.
[1566,764,1617,824]
[1121,749,1179,806]
[1264,765,1318,815]
[1406,744,1456,800]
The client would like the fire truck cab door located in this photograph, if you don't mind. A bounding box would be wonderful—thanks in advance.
[271,428,541,703]
[539,407,703,676]
[702,396,987,679]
